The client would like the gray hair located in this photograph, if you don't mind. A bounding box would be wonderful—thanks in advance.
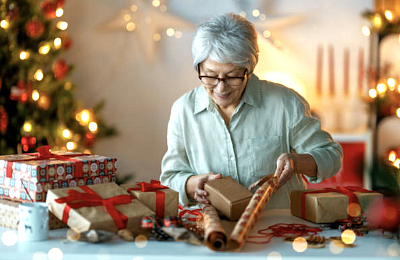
[192,13,259,74]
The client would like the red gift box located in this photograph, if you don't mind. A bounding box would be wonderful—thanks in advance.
[0,146,117,202]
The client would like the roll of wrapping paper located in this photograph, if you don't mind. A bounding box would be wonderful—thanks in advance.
[202,204,227,251]
[228,176,278,250]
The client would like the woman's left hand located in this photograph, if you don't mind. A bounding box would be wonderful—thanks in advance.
[273,153,296,189]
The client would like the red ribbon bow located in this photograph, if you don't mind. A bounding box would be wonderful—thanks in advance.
[6,145,88,178]
[178,205,203,222]
[127,180,168,218]
[55,185,135,230]
[301,186,375,219]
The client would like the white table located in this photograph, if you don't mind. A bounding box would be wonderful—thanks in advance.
[0,209,398,260]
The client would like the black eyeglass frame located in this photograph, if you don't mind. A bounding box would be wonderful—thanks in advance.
[197,66,248,87]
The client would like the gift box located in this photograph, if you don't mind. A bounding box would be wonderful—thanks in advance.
[204,176,253,221]
[290,187,383,223]
[46,182,154,233]
[121,180,179,219]
[0,199,67,230]
[0,146,117,202]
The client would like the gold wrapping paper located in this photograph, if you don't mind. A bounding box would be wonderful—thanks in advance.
[46,182,154,233]
[291,189,383,223]
[204,176,253,221]
[0,199,67,230]
[202,204,227,251]
[228,177,278,250]
[121,183,179,218]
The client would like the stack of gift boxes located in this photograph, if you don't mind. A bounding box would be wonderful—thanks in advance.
[0,146,179,235]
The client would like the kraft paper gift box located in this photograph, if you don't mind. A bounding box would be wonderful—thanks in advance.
[46,182,154,233]
[204,176,253,221]
[0,146,117,202]
[0,199,67,230]
[290,188,383,223]
[121,180,179,218]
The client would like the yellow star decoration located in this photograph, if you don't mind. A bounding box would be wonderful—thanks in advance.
[100,0,195,61]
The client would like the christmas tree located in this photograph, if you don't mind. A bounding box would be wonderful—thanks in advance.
[0,0,117,155]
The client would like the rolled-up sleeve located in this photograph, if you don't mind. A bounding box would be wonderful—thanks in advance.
[289,93,343,183]
[160,101,195,206]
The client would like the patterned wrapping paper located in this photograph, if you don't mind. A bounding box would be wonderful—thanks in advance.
[228,177,278,250]
[0,199,67,230]
[202,204,227,251]
[46,182,155,234]
[0,151,117,202]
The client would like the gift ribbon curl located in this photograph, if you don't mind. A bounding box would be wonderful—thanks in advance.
[55,185,135,230]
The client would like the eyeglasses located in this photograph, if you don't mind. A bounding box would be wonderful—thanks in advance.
[198,68,247,87]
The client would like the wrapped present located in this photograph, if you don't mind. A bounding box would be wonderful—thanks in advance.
[0,145,117,202]
[0,199,67,230]
[290,186,383,223]
[121,180,179,219]
[46,182,154,233]
[204,176,253,221]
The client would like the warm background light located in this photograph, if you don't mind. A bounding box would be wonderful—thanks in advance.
[32,90,40,101]
[341,229,356,244]
[258,71,307,98]
[377,83,387,93]
[56,21,68,30]
[80,110,90,123]
[66,141,75,150]
[39,45,50,55]
[19,51,29,60]
[369,88,378,98]
[56,8,64,17]
[88,122,98,132]
[126,22,136,32]
[54,38,62,48]
[384,10,393,20]
[23,122,32,132]
[362,26,371,36]
[0,19,9,29]
[62,129,71,138]
[34,69,44,81]
[252,9,260,17]
[166,28,175,36]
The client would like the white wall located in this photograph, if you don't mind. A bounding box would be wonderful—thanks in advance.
[63,0,373,182]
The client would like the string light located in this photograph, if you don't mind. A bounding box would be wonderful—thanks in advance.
[56,21,68,30]
[54,38,62,49]
[56,8,64,17]
[0,19,9,29]
[62,129,71,139]
[387,78,396,90]
[388,151,397,162]
[252,9,260,17]
[166,28,175,36]
[20,51,30,60]
[239,11,246,18]
[88,122,98,132]
[377,83,387,93]
[124,14,131,21]
[126,22,136,32]
[34,69,44,81]
[39,45,50,55]
[341,229,356,244]
[397,108,400,118]
[385,10,393,21]
[80,109,90,123]
[152,0,160,7]
[263,30,271,38]
[362,26,371,36]
[259,13,267,21]
[394,158,400,169]
[32,90,40,101]
[369,88,377,98]
[23,122,32,132]
[66,141,76,151]
[153,33,161,42]
[373,14,382,28]
[130,5,138,12]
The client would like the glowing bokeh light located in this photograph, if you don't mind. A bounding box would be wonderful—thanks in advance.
[166,28,175,36]
[131,5,138,12]
[39,45,50,55]
[388,151,397,162]
[32,90,40,101]
[362,26,371,36]
[32,251,47,260]
[1,231,17,246]
[153,33,161,42]
[135,234,148,248]
[34,69,44,81]
[152,0,160,7]
[385,10,393,20]
[56,8,64,17]
[347,203,361,217]
[126,22,136,32]
[329,240,344,254]
[369,88,377,98]
[88,122,98,132]
[20,51,29,60]
[267,251,282,260]
[66,229,80,242]
[62,129,71,138]
[387,243,400,257]
[48,248,63,260]
[57,21,68,30]
[54,38,62,49]
[23,122,32,132]
[341,229,356,244]
[252,9,260,17]
[66,141,76,151]
[1,19,9,29]
[292,237,307,252]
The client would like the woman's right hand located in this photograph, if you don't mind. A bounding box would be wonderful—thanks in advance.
[186,172,222,204]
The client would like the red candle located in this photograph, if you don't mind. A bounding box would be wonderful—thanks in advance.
[343,48,350,97]
[358,48,364,96]
[328,45,335,97]
[316,45,323,97]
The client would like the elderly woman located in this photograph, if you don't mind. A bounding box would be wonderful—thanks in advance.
[160,13,342,209]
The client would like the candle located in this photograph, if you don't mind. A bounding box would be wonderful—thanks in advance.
[316,45,323,97]
[358,48,364,96]
[344,48,350,97]
[328,45,335,97]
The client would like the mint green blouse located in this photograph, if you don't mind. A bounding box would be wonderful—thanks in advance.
[160,74,343,209]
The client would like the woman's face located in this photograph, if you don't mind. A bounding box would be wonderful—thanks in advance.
[199,58,248,109]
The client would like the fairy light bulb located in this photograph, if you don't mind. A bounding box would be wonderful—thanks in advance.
[39,45,50,55]
[124,14,131,21]
[175,31,182,39]
[32,90,40,101]
[385,10,393,21]
[56,8,64,17]
[88,122,98,132]
[166,28,175,37]
[57,21,68,30]
[252,9,260,17]
[20,51,29,60]
[377,83,387,93]
[239,11,246,18]
[388,151,397,162]
[152,0,160,7]
[362,26,371,36]
[263,30,271,38]
[369,89,377,98]
[388,78,396,90]
[34,69,44,81]
[153,33,161,42]
[23,122,32,132]
[54,38,62,49]
[397,108,400,118]
[394,158,400,169]
[80,110,90,123]
[0,20,9,29]
[66,141,75,151]
[130,5,138,12]
[62,129,71,139]
[373,14,382,28]
[126,22,136,31]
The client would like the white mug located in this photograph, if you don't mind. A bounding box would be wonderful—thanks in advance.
[18,202,49,241]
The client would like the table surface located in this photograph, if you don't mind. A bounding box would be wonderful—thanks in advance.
[0,209,399,260]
